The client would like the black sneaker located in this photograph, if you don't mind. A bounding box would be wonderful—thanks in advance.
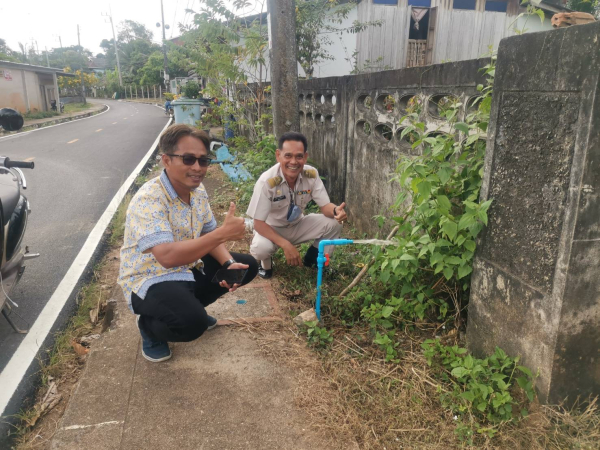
[303,246,319,268]
[258,266,273,279]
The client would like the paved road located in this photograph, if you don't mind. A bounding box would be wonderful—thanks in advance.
[0,100,168,426]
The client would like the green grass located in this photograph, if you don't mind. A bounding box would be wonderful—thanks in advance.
[23,110,60,120]
[63,102,95,114]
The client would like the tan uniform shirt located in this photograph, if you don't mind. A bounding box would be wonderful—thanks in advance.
[246,163,331,227]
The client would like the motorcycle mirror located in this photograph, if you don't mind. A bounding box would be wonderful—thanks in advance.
[0,108,24,131]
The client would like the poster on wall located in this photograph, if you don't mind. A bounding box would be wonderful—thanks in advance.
[3,70,12,81]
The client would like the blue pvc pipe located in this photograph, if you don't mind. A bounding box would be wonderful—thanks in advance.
[315,239,354,320]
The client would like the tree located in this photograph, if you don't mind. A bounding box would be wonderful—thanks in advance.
[172,0,272,140]
[58,67,99,91]
[99,21,162,86]
[47,46,92,70]
[118,20,154,43]
[295,0,382,78]
[138,44,194,85]
[0,39,19,62]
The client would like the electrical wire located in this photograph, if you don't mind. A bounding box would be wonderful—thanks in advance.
[170,0,180,38]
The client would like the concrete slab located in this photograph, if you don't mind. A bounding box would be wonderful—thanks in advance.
[50,274,329,449]
[53,300,138,432]
[51,421,124,450]
[206,281,280,321]
[119,327,324,449]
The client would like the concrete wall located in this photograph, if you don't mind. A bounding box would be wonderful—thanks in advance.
[296,59,486,233]
[467,22,600,404]
[0,65,49,113]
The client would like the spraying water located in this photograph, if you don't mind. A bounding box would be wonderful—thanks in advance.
[351,239,397,246]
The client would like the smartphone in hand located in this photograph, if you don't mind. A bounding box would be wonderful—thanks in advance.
[211,268,248,285]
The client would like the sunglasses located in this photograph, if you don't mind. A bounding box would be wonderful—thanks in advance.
[167,154,212,167]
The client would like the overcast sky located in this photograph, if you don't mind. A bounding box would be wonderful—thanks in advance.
[0,0,264,59]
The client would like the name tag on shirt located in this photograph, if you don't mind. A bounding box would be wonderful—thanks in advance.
[296,190,311,195]
[273,195,286,202]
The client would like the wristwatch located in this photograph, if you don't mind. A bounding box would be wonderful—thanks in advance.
[333,206,338,216]
[222,258,236,269]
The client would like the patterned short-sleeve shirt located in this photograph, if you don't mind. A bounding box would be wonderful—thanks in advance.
[118,170,217,307]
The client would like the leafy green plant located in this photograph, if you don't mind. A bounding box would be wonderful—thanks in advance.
[234,134,277,208]
[182,81,201,99]
[303,321,333,349]
[422,340,536,441]
[360,56,496,331]
[373,331,400,363]
[510,0,546,35]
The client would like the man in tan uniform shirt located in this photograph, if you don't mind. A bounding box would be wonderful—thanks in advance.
[247,132,347,279]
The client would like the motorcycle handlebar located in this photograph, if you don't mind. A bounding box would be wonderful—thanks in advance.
[4,158,34,169]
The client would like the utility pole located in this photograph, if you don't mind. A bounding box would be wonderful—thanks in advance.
[77,25,86,104]
[45,47,50,67]
[160,0,169,92]
[102,8,123,87]
[267,0,299,138]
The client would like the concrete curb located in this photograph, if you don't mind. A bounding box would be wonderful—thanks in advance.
[0,104,108,137]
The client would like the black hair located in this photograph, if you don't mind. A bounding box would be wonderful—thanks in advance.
[278,132,308,152]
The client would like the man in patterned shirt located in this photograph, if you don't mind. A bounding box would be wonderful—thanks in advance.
[118,124,258,362]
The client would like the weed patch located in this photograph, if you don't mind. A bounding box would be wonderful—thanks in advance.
[23,110,59,120]
[63,102,94,114]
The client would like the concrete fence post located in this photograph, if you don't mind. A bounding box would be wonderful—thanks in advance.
[467,22,600,405]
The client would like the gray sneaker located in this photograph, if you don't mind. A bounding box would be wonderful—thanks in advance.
[206,314,218,331]
[137,316,172,362]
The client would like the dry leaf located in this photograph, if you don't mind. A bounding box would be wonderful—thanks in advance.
[71,340,89,356]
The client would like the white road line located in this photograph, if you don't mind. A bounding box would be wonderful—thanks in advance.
[0,118,172,416]
[0,104,110,141]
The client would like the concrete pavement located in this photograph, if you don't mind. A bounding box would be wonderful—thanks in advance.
[49,276,329,449]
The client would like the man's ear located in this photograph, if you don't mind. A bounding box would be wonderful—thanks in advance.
[161,153,171,168]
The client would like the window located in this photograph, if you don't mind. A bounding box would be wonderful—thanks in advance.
[485,0,508,11]
[453,0,476,9]
[408,0,431,6]
[373,0,398,4]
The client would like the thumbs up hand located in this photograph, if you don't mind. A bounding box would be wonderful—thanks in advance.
[221,202,245,241]
[334,202,347,224]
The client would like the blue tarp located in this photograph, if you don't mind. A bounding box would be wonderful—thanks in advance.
[213,145,251,183]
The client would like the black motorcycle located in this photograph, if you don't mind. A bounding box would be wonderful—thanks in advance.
[0,108,38,333]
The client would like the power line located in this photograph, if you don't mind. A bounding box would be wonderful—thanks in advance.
[170,0,179,38]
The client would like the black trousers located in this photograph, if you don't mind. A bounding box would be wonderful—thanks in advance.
[131,253,258,343]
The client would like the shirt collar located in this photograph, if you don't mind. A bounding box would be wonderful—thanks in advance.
[159,170,179,201]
